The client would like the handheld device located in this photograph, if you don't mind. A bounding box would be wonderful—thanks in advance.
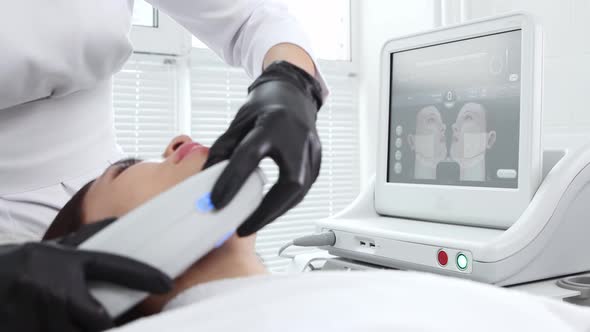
[376,13,543,228]
[79,161,265,317]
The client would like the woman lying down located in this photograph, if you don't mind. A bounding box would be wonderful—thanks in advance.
[44,135,590,332]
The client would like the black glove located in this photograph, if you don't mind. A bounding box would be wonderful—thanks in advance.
[204,61,324,236]
[0,241,172,332]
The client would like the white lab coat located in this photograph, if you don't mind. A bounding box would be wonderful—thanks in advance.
[0,0,325,244]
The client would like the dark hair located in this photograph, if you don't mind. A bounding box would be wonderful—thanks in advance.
[43,180,94,241]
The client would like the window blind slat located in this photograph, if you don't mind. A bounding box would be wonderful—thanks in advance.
[113,54,179,160]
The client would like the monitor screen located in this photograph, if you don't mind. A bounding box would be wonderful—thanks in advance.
[387,29,521,188]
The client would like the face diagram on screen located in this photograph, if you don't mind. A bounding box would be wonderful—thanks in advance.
[408,106,447,180]
[450,102,496,181]
[388,30,521,188]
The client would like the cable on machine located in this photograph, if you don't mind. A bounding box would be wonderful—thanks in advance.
[278,231,336,258]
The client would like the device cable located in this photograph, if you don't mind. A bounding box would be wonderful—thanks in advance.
[278,231,336,258]
[302,257,331,272]
[278,241,296,259]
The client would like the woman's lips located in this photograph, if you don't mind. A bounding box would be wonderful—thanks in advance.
[176,142,208,163]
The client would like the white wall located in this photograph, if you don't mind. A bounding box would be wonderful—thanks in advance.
[356,0,589,183]
[465,0,590,150]
[357,0,437,184]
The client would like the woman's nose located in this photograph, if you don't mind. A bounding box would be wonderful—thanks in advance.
[163,135,193,158]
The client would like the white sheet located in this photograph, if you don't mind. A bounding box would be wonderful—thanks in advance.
[110,271,590,332]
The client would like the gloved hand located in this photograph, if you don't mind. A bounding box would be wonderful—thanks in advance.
[0,241,172,332]
[204,61,324,236]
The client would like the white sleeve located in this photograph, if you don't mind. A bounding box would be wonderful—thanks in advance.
[147,0,328,99]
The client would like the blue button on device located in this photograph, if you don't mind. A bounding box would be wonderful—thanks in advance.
[196,193,214,212]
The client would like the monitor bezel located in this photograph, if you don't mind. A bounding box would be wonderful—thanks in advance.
[375,13,543,229]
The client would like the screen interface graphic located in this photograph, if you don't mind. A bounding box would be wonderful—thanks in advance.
[388,30,521,188]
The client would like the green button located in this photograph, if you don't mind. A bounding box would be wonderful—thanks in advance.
[457,253,468,270]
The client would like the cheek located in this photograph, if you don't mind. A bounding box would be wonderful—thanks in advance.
[87,185,157,221]
[119,177,175,211]
[173,150,209,177]
[83,183,138,223]
[111,168,175,216]
[115,186,156,213]
[416,124,428,135]
[462,122,481,133]
[93,155,209,221]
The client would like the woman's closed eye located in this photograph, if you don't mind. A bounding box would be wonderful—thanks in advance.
[110,158,142,179]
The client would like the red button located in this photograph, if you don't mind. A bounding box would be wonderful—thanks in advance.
[437,250,448,266]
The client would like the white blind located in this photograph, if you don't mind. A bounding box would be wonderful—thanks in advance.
[113,54,179,159]
[190,49,360,272]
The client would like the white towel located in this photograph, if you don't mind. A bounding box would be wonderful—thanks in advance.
[110,270,590,332]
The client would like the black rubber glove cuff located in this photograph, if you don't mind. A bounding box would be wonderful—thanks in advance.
[249,61,324,111]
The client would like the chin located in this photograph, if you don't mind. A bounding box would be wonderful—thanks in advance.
[179,152,208,169]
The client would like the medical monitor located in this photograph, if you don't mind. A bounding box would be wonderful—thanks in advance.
[388,30,521,188]
[375,13,542,228]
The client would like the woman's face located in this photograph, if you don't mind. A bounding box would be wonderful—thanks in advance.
[52,135,264,316]
[83,135,209,223]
